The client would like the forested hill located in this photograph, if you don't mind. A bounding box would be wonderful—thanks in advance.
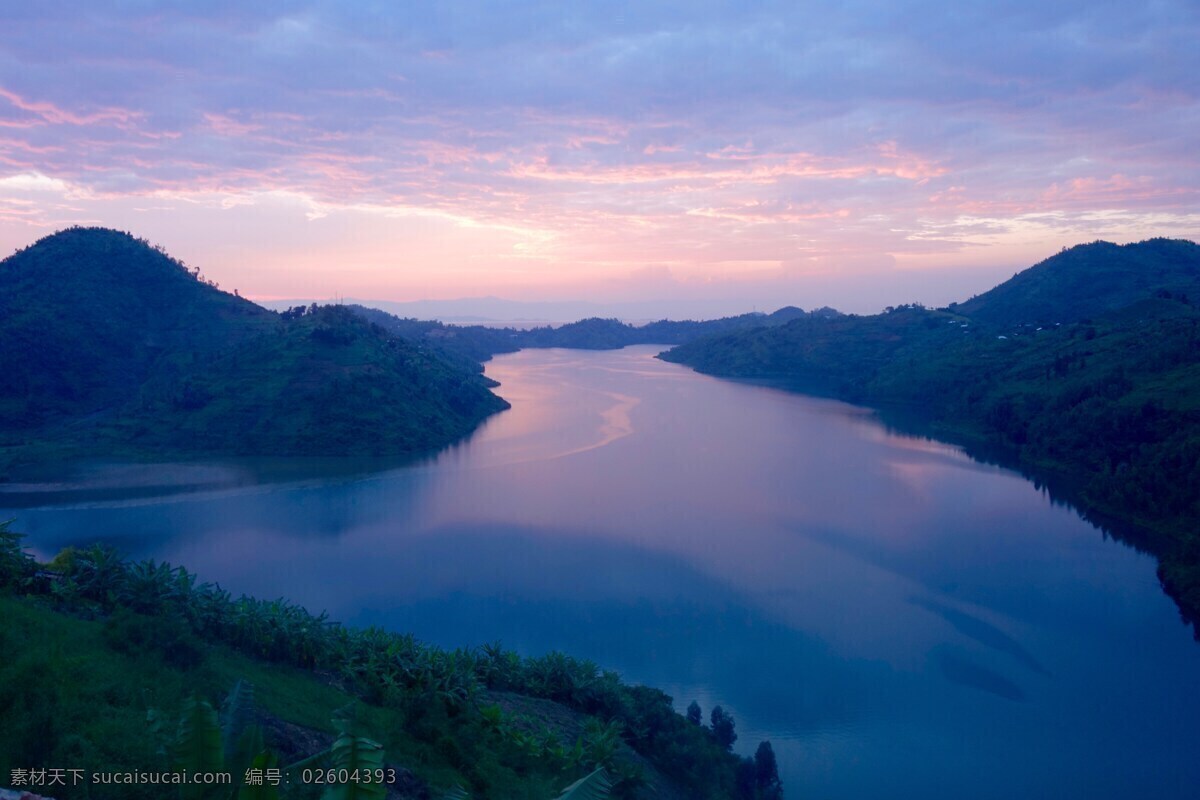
[0,226,276,424]
[955,238,1200,325]
[0,228,508,465]
[516,306,830,349]
[662,238,1200,635]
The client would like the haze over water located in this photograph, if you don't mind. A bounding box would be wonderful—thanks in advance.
[5,346,1199,799]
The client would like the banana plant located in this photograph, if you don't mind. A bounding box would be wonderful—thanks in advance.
[554,769,614,800]
[442,768,612,800]
[222,680,268,785]
[239,751,282,800]
[60,543,128,608]
[165,682,279,800]
[173,695,225,800]
[322,704,386,800]
[121,560,179,612]
[581,719,623,771]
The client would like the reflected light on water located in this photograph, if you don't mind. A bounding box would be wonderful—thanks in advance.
[2,345,1198,800]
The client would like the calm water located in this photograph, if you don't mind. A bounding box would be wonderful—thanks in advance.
[5,345,1199,799]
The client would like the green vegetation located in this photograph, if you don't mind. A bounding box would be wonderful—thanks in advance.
[0,228,508,471]
[709,707,736,751]
[0,226,799,798]
[112,304,508,457]
[513,312,812,351]
[663,238,1200,636]
[350,304,838,365]
[955,239,1200,325]
[0,226,833,473]
[0,522,779,799]
[348,306,522,371]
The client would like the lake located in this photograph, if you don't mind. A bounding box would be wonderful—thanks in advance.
[5,345,1199,799]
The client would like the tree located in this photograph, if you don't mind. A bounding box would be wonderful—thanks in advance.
[735,757,756,800]
[686,701,702,726]
[754,741,783,799]
[0,520,35,590]
[710,706,736,751]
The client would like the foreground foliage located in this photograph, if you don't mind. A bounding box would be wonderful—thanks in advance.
[0,526,778,799]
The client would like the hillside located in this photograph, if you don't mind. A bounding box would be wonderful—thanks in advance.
[663,239,1200,634]
[517,308,820,350]
[109,305,509,457]
[348,305,522,371]
[954,238,1200,325]
[0,527,776,800]
[349,304,841,365]
[0,227,276,430]
[0,228,508,466]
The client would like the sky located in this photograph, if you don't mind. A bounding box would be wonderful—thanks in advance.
[0,1,1197,317]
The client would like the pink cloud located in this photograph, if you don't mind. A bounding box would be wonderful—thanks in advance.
[507,146,946,186]
[1041,174,1194,208]
[0,137,62,154]
[203,112,265,137]
[642,144,682,155]
[0,0,1195,315]
[0,87,141,127]
[686,204,853,224]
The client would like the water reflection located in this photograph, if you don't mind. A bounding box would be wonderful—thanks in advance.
[2,345,1198,800]
[908,596,1050,677]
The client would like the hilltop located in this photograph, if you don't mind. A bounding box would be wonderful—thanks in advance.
[955,238,1200,325]
[0,227,276,429]
[663,239,1200,634]
[0,228,508,466]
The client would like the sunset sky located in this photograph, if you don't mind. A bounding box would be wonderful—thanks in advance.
[1,1,1197,316]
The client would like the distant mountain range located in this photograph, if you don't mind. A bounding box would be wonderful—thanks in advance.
[663,238,1200,635]
[262,296,808,325]
[0,228,508,466]
[345,303,841,369]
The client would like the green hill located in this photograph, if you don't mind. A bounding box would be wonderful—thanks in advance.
[663,239,1200,635]
[0,227,275,430]
[0,228,508,465]
[110,304,510,456]
[955,238,1200,325]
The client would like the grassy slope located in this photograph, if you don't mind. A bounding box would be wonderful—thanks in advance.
[0,594,537,800]
[0,529,764,800]
[663,240,1200,634]
[0,589,750,800]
